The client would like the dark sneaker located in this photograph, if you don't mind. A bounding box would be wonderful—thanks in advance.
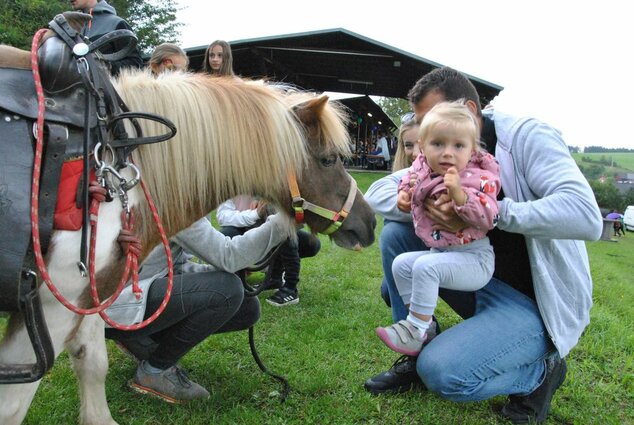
[129,361,210,404]
[364,355,423,395]
[501,356,567,424]
[364,319,440,395]
[266,287,299,307]
[254,278,284,292]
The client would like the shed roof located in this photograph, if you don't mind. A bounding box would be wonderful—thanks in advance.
[185,28,503,105]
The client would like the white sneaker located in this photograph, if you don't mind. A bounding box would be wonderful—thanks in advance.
[376,320,427,356]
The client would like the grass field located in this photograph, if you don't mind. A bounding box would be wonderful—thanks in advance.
[3,171,633,424]
[572,152,634,173]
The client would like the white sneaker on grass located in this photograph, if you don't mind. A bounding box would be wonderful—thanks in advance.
[376,320,427,356]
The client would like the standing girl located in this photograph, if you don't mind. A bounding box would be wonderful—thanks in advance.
[202,40,235,76]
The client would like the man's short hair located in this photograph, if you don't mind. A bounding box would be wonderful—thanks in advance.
[408,67,482,117]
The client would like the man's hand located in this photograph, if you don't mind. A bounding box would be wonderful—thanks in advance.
[397,190,412,213]
[424,193,467,232]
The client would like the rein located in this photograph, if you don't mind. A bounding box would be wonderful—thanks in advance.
[287,172,357,235]
[28,21,174,330]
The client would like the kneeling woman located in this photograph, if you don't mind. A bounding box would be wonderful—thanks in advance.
[105,213,290,403]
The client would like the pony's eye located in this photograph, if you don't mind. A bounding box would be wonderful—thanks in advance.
[320,156,337,167]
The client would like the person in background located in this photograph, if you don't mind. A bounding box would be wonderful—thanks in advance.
[69,0,143,76]
[376,130,392,168]
[217,196,321,307]
[201,40,235,76]
[148,43,189,74]
[364,66,602,425]
[606,209,625,237]
[391,114,420,171]
[375,101,500,357]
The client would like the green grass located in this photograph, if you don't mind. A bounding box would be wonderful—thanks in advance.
[572,152,634,173]
[3,170,633,424]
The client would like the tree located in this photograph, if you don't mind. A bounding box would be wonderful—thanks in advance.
[0,0,182,54]
[109,0,182,54]
[376,97,411,128]
[0,0,67,49]
[589,179,623,210]
[621,188,634,211]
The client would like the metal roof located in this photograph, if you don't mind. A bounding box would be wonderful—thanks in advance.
[334,94,397,133]
[185,28,503,105]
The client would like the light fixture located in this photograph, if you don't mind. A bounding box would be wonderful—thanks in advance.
[338,78,374,86]
[367,113,373,117]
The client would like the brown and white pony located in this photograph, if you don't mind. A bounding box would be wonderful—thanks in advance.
[0,66,376,423]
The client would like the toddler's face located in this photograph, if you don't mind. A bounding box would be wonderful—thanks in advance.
[422,126,473,175]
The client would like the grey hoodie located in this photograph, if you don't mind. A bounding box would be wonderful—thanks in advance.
[105,214,291,326]
[80,0,143,75]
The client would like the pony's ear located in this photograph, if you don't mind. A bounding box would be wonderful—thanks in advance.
[294,95,329,126]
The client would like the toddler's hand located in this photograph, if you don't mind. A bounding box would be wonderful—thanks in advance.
[444,167,466,206]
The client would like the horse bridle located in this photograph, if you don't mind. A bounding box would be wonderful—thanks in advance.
[286,172,357,235]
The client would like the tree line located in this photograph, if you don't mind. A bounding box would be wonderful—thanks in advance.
[0,0,181,54]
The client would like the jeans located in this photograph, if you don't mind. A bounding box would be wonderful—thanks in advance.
[268,230,321,290]
[418,278,553,401]
[106,271,259,369]
[379,220,555,401]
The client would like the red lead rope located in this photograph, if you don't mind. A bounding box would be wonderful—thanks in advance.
[30,29,173,330]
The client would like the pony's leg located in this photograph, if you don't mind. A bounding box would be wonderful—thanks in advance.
[0,302,79,425]
[66,315,117,425]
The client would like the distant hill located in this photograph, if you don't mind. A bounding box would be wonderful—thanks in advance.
[572,152,634,180]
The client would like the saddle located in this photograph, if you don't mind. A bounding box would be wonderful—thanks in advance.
[0,13,174,384]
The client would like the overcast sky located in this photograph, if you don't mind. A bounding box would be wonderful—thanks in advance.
[175,0,633,150]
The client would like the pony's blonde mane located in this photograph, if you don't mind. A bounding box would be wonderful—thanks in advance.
[114,70,308,236]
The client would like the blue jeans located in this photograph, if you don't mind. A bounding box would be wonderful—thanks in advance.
[419,278,553,401]
[379,221,555,401]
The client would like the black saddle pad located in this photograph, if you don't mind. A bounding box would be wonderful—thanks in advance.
[0,109,34,311]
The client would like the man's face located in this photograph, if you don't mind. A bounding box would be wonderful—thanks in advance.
[70,0,97,10]
[413,90,446,123]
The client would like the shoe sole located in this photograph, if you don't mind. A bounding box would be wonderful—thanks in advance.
[266,297,299,307]
[128,379,186,404]
[375,328,422,357]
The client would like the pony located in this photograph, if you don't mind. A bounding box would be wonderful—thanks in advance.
[0,37,376,425]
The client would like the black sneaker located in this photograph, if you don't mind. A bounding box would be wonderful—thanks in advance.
[266,287,299,307]
[254,278,284,292]
[364,319,440,395]
[501,356,567,424]
[364,355,422,395]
